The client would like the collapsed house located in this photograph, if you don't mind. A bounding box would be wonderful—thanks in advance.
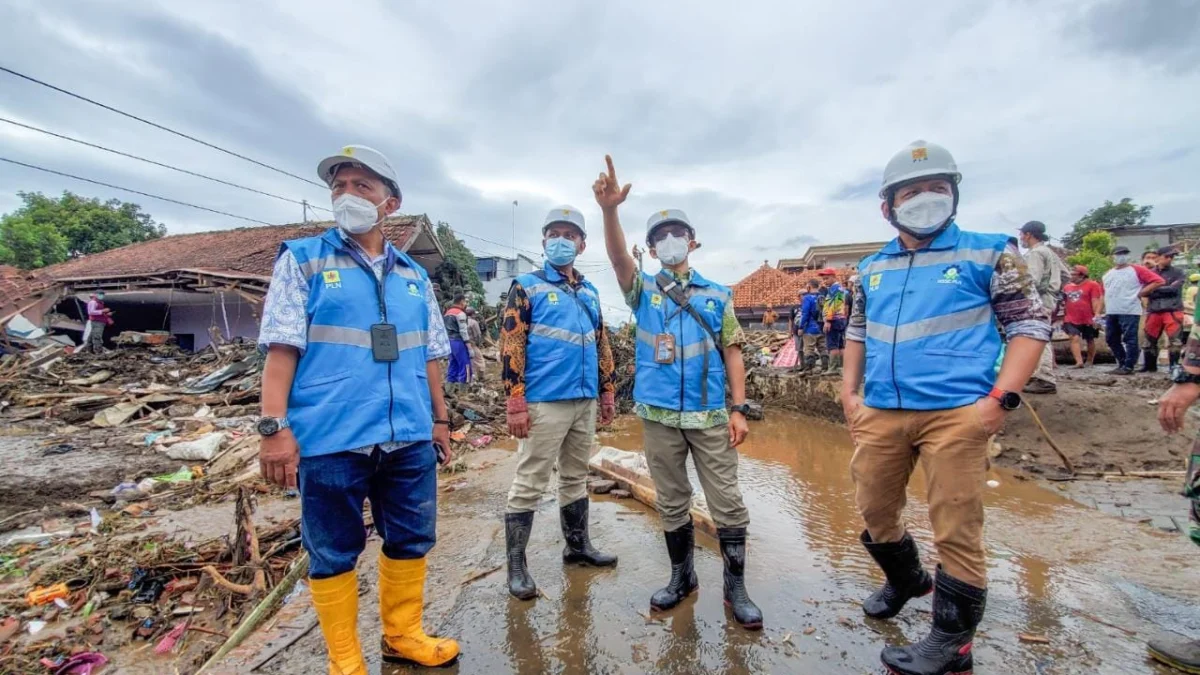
[0,216,444,353]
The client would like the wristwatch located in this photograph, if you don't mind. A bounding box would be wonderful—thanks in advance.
[729,403,752,416]
[255,416,290,436]
[1170,365,1200,385]
[987,388,1022,411]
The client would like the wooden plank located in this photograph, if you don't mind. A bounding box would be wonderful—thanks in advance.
[588,446,718,539]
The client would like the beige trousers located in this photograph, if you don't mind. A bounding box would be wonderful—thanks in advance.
[1031,339,1056,385]
[850,404,990,588]
[642,419,749,531]
[506,399,596,513]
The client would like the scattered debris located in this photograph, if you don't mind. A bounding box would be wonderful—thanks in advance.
[1018,632,1051,644]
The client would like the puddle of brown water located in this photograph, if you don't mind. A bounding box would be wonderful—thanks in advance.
[428,412,1198,674]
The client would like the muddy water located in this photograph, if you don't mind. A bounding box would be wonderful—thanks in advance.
[434,413,1199,675]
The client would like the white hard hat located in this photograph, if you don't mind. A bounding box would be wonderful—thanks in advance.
[645,209,694,244]
[317,145,401,199]
[879,140,961,199]
[542,205,586,237]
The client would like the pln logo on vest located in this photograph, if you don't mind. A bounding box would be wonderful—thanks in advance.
[703,299,717,313]
[406,281,420,296]
[322,270,342,289]
[547,291,560,305]
[938,265,963,285]
[869,273,882,291]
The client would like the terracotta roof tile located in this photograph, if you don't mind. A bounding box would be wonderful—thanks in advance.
[40,216,426,281]
[732,264,852,309]
[0,266,56,319]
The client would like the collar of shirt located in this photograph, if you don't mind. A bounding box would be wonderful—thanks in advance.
[543,262,585,287]
[336,228,389,266]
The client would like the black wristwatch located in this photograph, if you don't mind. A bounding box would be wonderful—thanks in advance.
[1170,365,1200,385]
[987,388,1022,411]
[729,404,752,416]
[255,416,290,436]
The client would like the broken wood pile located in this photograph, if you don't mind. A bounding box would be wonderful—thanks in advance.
[0,485,303,674]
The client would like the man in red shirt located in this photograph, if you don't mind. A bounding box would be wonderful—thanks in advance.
[1061,265,1104,367]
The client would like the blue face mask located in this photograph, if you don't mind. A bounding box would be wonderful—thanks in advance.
[544,237,578,266]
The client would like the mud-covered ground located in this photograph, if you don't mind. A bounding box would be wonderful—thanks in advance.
[1000,365,1190,475]
[218,414,1199,675]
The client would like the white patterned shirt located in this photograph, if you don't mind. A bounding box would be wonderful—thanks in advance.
[258,231,449,454]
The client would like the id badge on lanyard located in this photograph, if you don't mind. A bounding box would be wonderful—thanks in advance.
[654,333,676,364]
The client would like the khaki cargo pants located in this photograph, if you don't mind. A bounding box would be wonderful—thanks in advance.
[506,399,596,513]
[642,419,750,531]
[850,403,989,588]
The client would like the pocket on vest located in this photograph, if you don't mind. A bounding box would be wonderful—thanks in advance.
[297,370,353,389]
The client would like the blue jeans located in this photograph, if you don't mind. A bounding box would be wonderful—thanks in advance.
[826,318,847,351]
[300,442,438,578]
[447,339,470,383]
[1105,314,1140,369]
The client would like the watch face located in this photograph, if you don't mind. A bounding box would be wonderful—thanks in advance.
[1000,392,1022,410]
[257,418,279,435]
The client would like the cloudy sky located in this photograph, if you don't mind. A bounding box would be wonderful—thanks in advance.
[2,0,1197,315]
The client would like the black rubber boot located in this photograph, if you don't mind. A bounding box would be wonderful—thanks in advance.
[649,519,698,612]
[718,527,763,630]
[504,512,537,601]
[860,531,933,620]
[1139,349,1158,372]
[1147,633,1200,674]
[560,498,617,567]
[820,354,830,372]
[1170,350,1181,369]
[881,567,986,675]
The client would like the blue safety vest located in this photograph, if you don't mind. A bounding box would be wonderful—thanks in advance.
[857,223,1008,411]
[633,270,729,411]
[515,263,602,402]
[281,229,433,457]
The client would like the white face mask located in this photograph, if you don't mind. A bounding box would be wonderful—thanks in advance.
[893,192,954,236]
[333,194,385,234]
[654,233,690,266]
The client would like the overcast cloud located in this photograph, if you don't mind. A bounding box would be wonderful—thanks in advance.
[2,0,1198,315]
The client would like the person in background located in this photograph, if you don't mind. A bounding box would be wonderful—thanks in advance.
[465,307,483,383]
[1018,221,1064,394]
[499,205,618,601]
[443,295,471,393]
[1184,272,1199,345]
[595,155,762,630]
[1102,246,1164,375]
[256,145,458,672]
[1147,289,1200,672]
[819,268,847,374]
[844,140,1050,675]
[81,292,113,354]
[1061,265,1104,368]
[1138,250,1160,368]
[794,279,827,373]
[1143,247,1187,373]
[762,305,779,329]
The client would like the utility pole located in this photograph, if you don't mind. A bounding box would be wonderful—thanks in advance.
[511,200,518,261]
[302,199,309,223]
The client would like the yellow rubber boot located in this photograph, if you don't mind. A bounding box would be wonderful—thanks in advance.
[378,555,460,668]
[308,571,367,675]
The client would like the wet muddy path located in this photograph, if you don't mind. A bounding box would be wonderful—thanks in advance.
[240,412,1199,674]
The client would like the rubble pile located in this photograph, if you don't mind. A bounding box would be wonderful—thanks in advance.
[0,486,303,674]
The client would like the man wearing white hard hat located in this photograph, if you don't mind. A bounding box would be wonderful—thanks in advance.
[593,156,762,631]
[499,205,618,600]
[842,141,1049,675]
[257,145,459,672]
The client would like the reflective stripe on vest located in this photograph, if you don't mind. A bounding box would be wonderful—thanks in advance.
[309,325,429,351]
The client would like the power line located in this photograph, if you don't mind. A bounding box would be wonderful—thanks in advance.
[0,116,331,212]
[455,230,544,258]
[0,65,326,189]
[0,156,276,226]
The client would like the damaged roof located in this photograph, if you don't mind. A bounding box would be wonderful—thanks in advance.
[0,265,57,323]
[39,215,433,281]
[732,263,852,309]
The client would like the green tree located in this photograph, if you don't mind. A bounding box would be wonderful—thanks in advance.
[432,221,485,305]
[8,191,166,260]
[1066,230,1115,281]
[0,213,70,269]
[1062,198,1152,249]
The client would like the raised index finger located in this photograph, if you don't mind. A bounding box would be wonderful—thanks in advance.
[606,155,618,183]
